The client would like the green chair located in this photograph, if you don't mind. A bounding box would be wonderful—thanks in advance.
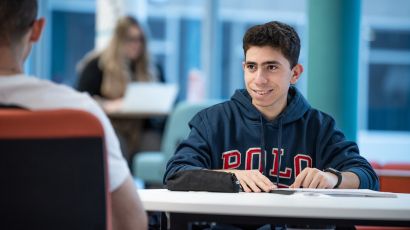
[132,100,220,185]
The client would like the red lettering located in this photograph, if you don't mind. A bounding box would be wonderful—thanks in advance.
[294,154,312,177]
[222,150,241,169]
[245,148,262,172]
[222,148,312,181]
[269,148,292,178]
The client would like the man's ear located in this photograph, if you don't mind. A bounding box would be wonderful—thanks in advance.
[242,61,246,71]
[30,18,45,42]
[290,64,303,84]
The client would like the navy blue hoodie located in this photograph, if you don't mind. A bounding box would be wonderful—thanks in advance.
[164,86,379,190]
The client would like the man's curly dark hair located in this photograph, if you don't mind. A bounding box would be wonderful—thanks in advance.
[243,21,301,68]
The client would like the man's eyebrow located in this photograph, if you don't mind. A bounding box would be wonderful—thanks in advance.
[244,61,282,65]
[262,61,281,65]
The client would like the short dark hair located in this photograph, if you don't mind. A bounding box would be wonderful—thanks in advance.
[243,21,300,68]
[0,0,38,44]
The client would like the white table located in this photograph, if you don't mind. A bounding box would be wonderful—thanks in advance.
[139,189,410,229]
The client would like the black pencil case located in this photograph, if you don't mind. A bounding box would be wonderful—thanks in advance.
[165,169,241,193]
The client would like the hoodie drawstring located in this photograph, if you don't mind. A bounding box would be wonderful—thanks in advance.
[259,115,266,174]
[260,116,284,187]
[276,117,283,186]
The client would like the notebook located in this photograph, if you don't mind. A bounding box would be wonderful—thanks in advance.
[121,83,178,114]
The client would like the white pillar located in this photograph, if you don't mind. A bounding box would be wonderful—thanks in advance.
[202,0,219,99]
[95,0,125,50]
[95,0,148,51]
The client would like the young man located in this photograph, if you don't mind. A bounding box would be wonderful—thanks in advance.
[0,1,147,229]
[164,21,379,192]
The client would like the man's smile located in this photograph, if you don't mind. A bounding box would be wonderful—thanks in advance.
[252,89,273,96]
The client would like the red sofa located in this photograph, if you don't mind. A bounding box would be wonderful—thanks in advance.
[372,162,410,193]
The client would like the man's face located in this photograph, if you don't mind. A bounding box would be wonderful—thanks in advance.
[243,45,301,117]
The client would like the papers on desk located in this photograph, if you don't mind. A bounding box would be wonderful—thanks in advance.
[121,83,178,114]
[270,188,397,198]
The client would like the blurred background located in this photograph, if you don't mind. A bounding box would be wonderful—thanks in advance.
[25,0,410,164]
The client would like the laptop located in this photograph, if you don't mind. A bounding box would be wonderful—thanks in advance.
[121,82,178,114]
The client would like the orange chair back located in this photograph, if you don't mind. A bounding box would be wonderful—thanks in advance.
[0,109,111,230]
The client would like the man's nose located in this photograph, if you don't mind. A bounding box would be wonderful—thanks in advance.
[254,69,268,84]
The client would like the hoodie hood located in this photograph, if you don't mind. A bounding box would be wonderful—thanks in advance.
[231,86,311,125]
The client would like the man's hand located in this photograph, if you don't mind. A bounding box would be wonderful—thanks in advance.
[221,169,277,192]
[290,167,338,189]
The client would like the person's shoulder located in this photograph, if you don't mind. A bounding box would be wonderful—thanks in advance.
[77,51,101,73]
[11,75,99,111]
[303,107,335,125]
[190,100,234,126]
[1,75,72,94]
[27,76,84,95]
[88,55,100,66]
[82,54,101,71]
[195,100,228,116]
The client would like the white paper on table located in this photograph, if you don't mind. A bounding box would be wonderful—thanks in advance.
[271,188,397,198]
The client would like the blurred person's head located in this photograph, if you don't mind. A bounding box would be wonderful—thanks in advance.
[243,21,300,69]
[100,16,152,99]
[102,16,149,71]
[114,16,146,60]
[0,0,44,72]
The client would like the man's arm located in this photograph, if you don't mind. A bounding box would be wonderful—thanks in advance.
[293,116,379,190]
[111,176,147,230]
[164,114,212,183]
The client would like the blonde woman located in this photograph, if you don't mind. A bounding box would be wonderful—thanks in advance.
[77,16,163,102]
[77,16,164,159]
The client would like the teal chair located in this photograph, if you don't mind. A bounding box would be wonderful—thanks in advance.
[132,100,220,185]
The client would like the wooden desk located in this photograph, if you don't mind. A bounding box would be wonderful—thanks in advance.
[139,189,410,229]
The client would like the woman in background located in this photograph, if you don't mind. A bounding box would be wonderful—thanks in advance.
[77,15,164,163]
[77,15,163,101]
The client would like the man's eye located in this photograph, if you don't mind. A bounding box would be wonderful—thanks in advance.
[247,64,256,71]
[267,65,277,71]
